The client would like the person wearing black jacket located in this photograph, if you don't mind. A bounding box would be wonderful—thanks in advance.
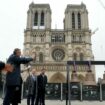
[3,48,34,105]
[35,68,47,105]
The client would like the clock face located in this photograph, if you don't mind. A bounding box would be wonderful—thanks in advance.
[52,48,65,61]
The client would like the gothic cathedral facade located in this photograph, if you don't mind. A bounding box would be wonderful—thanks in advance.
[23,2,95,83]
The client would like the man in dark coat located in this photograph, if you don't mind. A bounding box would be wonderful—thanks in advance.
[35,68,47,105]
[3,48,34,105]
[26,69,37,105]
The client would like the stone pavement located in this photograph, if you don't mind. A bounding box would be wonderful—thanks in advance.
[0,99,105,105]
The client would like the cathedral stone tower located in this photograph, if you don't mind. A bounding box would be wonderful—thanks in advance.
[23,2,95,83]
[26,2,51,29]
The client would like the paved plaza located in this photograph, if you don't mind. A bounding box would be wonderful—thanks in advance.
[0,99,105,105]
[21,100,105,105]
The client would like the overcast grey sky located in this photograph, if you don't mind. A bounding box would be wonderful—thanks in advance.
[0,0,105,80]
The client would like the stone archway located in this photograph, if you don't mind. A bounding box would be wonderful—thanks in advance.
[49,72,66,83]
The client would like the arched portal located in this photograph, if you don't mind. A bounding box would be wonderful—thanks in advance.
[49,72,66,83]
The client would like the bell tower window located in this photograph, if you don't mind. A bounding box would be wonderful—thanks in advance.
[72,12,75,29]
[78,12,81,29]
[40,11,44,26]
[34,12,38,26]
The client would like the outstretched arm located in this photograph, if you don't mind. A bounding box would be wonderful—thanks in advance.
[10,55,33,64]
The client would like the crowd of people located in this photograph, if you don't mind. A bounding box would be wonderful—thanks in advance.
[0,48,47,105]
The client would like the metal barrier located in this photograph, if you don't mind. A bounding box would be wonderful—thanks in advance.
[0,82,105,101]
[102,85,105,100]
[82,85,99,100]
[46,83,61,100]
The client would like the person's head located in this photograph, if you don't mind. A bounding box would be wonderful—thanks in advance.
[41,68,46,75]
[31,69,36,75]
[13,48,21,56]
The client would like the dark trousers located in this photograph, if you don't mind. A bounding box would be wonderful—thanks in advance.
[3,86,18,105]
[35,91,45,105]
[27,94,35,105]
